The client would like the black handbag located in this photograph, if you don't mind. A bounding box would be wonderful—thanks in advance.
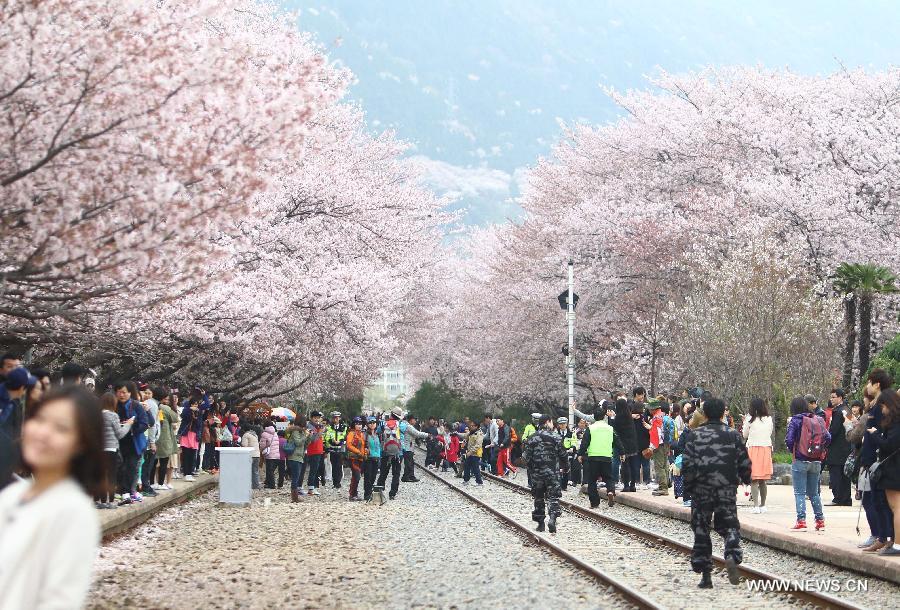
[868,449,899,487]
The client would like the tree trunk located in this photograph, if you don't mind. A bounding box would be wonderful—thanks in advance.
[859,293,872,380]
[842,295,857,390]
[649,341,658,397]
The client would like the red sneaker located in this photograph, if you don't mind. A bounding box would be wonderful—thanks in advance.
[791,520,807,531]
[815,519,825,531]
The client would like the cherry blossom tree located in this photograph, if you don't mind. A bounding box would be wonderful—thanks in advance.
[415,66,900,407]
[0,0,343,347]
[91,103,448,397]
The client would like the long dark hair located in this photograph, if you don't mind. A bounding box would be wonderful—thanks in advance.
[790,396,808,416]
[748,398,769,423]
[24,386,106,497]
[876,388,900,428]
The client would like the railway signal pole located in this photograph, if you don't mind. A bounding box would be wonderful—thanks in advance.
[557,260,578,424]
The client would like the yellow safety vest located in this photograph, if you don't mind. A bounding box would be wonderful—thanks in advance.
[586,421,614,458]
[521,423,536,441]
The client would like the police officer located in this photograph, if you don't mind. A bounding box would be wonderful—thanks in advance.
[521,412,540,487]
[555,417,574,491]
[324,411,348,489]
[523,415,567,533]
[578,408,621,508]
[682,398,752,588]
[570,418,587,487]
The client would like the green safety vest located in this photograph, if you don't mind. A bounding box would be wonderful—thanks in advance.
[324,424,347,449]
[521,423,536,441]
[586,421,614,458]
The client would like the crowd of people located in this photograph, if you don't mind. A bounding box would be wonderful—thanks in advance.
[1,354,900,605]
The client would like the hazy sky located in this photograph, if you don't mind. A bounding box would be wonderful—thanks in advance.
[283,1,900,225]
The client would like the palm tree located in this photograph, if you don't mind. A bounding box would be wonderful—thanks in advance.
[834,263,898,386]
[834,267,859,389]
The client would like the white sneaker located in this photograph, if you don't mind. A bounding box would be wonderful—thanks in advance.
[752,506,761,514]
[649,483,659,490]
[615,483,624,491]
[297,489,306,496]
[760,506,767,513]
[184,475,196,482]
[163,484,173,490]
[309,488,320,496]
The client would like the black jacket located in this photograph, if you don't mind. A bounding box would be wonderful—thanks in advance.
[497,424,511,449]
[631,400,650,451]
[869,424,900,490]
[613,401,638,455]
[824,403,851,466]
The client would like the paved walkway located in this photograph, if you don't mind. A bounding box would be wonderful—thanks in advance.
[598,482,900,584]
[99,473,217,538]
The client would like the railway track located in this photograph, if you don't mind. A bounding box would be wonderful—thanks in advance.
[413,452,865,610]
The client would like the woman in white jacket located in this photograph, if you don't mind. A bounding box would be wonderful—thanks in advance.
[0,385,105,610]
[742,397,774,513]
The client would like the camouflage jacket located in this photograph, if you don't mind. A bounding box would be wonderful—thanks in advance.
[682,420,752,497]
[523,429,568,473]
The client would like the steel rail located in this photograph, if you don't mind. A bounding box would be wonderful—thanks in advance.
[475,465,866,610]
[414,458,663,610]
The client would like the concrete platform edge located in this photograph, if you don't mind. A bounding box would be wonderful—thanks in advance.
[598,489,900,585]
[101,476,217,539]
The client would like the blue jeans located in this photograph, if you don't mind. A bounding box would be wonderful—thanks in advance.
[791,460,824,521]
[463,455,483,483]
[306,454,323,488]
[288,460,303,490]
[641,456,652,483]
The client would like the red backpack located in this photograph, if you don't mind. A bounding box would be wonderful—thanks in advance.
[795,414,828,461]
[381,419,402,454]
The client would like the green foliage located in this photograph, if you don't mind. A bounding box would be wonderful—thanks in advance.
[860,333,900,394]
[769,384,791,445]
[290,396,363,418]
[405,381,488,423]
[772,450,793,465]
[322,397,364,418]
[834,263,898,297]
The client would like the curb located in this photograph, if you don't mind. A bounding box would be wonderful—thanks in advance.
[100,475,217,539]
[599,488,900,586]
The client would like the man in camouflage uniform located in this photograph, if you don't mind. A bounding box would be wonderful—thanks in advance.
[682,397,752,589]
[523,414,568,533]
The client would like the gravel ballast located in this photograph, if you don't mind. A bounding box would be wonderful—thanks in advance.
[89,472,629,609]
[561,485,900,608]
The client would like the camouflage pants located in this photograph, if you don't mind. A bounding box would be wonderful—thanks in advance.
[690,489,742,573]
[531,474,562,522]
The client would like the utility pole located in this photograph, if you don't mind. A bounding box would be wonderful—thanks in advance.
[567,260,575,424]
[557,262,579,424]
